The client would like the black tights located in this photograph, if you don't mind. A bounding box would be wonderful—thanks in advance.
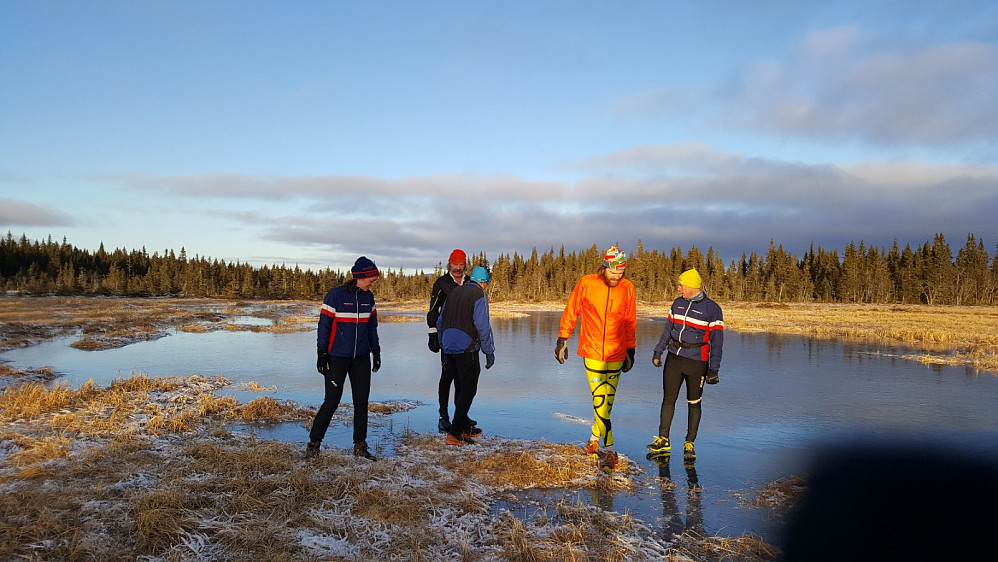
[658,353,706,442]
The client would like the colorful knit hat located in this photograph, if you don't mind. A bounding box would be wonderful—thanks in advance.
[678,269,702,288]
[603,246,627,270]
[351,256,380,279]
[449,249,467,264]
[469,266,490,283]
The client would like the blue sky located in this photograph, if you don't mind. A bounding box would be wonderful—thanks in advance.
[2,1,997,274]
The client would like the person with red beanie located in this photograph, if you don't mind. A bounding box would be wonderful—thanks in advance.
[426,248,470,433]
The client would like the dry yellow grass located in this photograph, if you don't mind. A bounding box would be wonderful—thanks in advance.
[0,372,785,561]
[714,302,998,374]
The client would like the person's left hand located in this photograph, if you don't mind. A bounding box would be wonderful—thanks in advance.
[485,353,495,369]
[622,348,635,372]
[372,353,381,373]
[705,370,719,384]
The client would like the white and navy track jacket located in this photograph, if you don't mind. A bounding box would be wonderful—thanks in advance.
[317,284,380,358]
[652,291,724,373]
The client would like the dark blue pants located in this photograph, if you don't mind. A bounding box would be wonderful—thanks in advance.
[309,354,371,445]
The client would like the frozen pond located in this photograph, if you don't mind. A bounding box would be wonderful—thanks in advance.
[4,308,998,545]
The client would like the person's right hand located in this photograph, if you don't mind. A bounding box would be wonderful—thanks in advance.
[316,350,330,375]
[652,353,662,367]
[485,353,495,369]
[555,337,568,364]
[428,332,440,353]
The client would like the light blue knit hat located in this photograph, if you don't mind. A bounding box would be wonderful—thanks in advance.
[469,266,490,283]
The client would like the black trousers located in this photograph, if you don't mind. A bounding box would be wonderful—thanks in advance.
[658,352,707,442]
[443,351,481,436]
[438,352,455,418]
[309,354,371,445]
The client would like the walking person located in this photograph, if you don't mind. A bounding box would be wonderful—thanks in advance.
[647,268,724,462]
[307,256,382,461]
[437,266,495,445]
[555,246,637,472]
[426,249,470,433]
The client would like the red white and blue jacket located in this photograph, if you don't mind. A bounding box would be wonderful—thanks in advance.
[317,284,380,358]
[653,291,724,373]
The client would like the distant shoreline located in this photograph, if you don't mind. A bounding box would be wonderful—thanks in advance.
[2,295,996,375]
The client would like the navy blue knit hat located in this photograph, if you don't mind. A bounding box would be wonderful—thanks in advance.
[351,256,380,279]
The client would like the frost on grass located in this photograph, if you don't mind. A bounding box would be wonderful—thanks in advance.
[0,374,680,561]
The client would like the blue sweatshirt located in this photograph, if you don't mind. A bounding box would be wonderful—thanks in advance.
[437,282,494,355]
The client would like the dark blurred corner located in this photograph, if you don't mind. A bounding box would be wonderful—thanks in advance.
[780,441,998,561]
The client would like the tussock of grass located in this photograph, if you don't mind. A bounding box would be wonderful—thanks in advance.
[668,531,783,561]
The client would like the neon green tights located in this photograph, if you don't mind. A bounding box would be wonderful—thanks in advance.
[584,358,623,448]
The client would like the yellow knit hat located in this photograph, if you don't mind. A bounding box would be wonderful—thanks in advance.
[678,269,702,289]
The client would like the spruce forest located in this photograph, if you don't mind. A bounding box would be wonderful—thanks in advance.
[2,232,996,305]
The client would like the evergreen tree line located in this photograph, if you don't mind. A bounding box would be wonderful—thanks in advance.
[2,232,997,305]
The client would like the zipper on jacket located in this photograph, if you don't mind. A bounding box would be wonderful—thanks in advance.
[353,291,359,358]
[603,288,610,360]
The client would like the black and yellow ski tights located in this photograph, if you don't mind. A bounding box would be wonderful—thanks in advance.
[584,358,623,448]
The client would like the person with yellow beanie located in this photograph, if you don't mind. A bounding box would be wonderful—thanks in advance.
[646,268,724,462]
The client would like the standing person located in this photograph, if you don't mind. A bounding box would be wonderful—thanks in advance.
[426,249,470,433]
[437,266,495,445]
[307,256,382,461]
[647,268,724,462]
[555,246,637,472]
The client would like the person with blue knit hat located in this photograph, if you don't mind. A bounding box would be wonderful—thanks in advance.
[437,265,495,445]
[647,268,725,462]
[307,256,382,461]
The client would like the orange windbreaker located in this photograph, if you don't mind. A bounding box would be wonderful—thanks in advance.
[558,274,637,362]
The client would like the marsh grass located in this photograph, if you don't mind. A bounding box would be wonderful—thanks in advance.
[2,374,756,560]
[714,302,998,375]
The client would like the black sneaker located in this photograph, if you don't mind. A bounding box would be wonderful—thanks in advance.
[353,441,377,461]
[438,416,451,433]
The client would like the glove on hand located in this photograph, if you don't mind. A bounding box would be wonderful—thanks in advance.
[485,353,495,369]
[316,350,330,375]
[372,353,381,373]
[652,353,662,368]
[428,332,440,353]
[705,370,719,384]
[555,337,568,364]
[622,348,635,372]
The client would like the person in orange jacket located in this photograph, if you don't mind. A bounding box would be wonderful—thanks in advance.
[555,246,637,472]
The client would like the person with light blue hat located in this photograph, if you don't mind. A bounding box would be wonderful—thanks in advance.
[437,265,495,445]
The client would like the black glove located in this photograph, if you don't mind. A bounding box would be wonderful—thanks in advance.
[372,353,381,373]
[485,353,495,369]
[316,350,330,375]
[622,348,635,372]
[555,337,568,364]
[705,370,719,384]
[652,353,662,367]
[428,332,440,353]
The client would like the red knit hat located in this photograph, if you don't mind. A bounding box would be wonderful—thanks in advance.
[449,249,466,264]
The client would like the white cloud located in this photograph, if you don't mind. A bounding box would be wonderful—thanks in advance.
[0,198,77,227]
